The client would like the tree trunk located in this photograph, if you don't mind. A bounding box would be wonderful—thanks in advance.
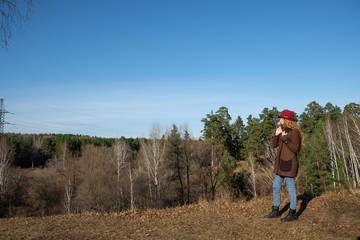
[337,124,350,181]
[129,163,134,211]
[343,116,360,187]
[176,155,185,205]
[324,117,340,186]
[248,152,257,197]
[65,175,73,215]
[186,159,190,204]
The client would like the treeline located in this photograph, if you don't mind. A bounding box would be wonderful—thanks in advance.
[0,101,359,217]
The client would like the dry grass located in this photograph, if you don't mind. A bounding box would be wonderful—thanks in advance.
[0,191,359,240]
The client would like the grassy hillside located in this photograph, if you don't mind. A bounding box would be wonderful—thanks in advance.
[0,191,359,240]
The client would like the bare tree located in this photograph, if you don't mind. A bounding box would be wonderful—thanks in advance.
[113,141,138,211]
[324,116,340,186]
[0,137,12,200]
[128,156,137,210]
[194,140,223,201]
[111,140,129,183]
[140,123,167,208]
[0,0,34,49]
[72,144,116,213]
[337,124,350,181]
[56,141,77,214]
[263,139,276,167]
[343,115,360,188]
[24,168,64,217]
[111,140,131,212]
[247,152,257,197]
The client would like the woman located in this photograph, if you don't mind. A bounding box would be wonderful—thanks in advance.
[264,109,305,222]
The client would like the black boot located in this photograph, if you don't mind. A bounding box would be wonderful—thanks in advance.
[264,206,280,218]
[281,209,297,222]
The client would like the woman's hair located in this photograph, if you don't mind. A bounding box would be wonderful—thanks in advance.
[284,118,305,146]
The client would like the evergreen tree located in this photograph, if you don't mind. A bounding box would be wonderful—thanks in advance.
[300,101,325,134]
[201,107,234,200]
[201,106,234,156]
[182,130,192,204]
[324,102,342,121]
[166,124,185,205]
[343,102,360,118]
[41,137,56,156]
[259,107,280,141]
[219,150,237,191]
[231,116,245,160]
[244,115,262,159]
[298,120,331,196]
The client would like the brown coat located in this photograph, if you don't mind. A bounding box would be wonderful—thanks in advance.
[272,128,301,178]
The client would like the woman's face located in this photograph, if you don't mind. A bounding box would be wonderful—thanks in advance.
[280,118,285,125]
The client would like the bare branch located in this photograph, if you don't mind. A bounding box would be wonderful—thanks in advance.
[0,0,34,49]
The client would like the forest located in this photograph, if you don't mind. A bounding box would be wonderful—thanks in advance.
[0,100,359,217]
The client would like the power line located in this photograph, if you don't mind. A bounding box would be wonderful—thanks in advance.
[6,110,140,137]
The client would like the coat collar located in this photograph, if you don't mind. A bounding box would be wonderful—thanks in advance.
[284,127,292,133]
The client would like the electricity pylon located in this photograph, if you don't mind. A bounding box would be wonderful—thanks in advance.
[0,99,10,134]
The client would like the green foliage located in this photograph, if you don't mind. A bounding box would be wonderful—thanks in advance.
[243,115,262,159]
[343,102,360,118]
[10,136,47,168]
[201,106,243,161]
[126,138,140,152]
[166,125,183,169]
[300,101,325,134]
[298,120,331,196]
[336,158,351,189]
[219,150,238,196]
[220,150,237,177]
[201,107,232,146]
[259,107,280,141]
[227,169,249,199]
[231,116,245,160]
[41,137,55,155]
[168,126,183,154]
[67,137,82,157]
[324,102,342,121]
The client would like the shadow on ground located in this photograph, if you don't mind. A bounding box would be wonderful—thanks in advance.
[279,193,314,219]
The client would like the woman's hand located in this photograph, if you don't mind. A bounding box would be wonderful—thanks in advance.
[275,126,282,136]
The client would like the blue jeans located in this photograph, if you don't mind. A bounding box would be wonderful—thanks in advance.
[273,174,297,210]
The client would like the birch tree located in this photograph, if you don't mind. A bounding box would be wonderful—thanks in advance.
[337,124,350,182]
[112,140,129,183]
[57,141,77,215]
[343,115,360,188]
[140,123,166,208]
[128,158,135,210]
[0,137,12,200]
[324,116,340,186]
[247,152,257,197]
[111,140,129,212]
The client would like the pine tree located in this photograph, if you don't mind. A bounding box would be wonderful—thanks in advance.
[300,101,324,134]
[298,120,331,196]
[166,124,185,205]
[244,115,262,159]
[231,116,245,160]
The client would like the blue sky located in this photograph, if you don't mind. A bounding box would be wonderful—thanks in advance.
[1,0,359,138]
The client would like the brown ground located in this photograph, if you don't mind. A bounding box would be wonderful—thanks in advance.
[0,191,359,240]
